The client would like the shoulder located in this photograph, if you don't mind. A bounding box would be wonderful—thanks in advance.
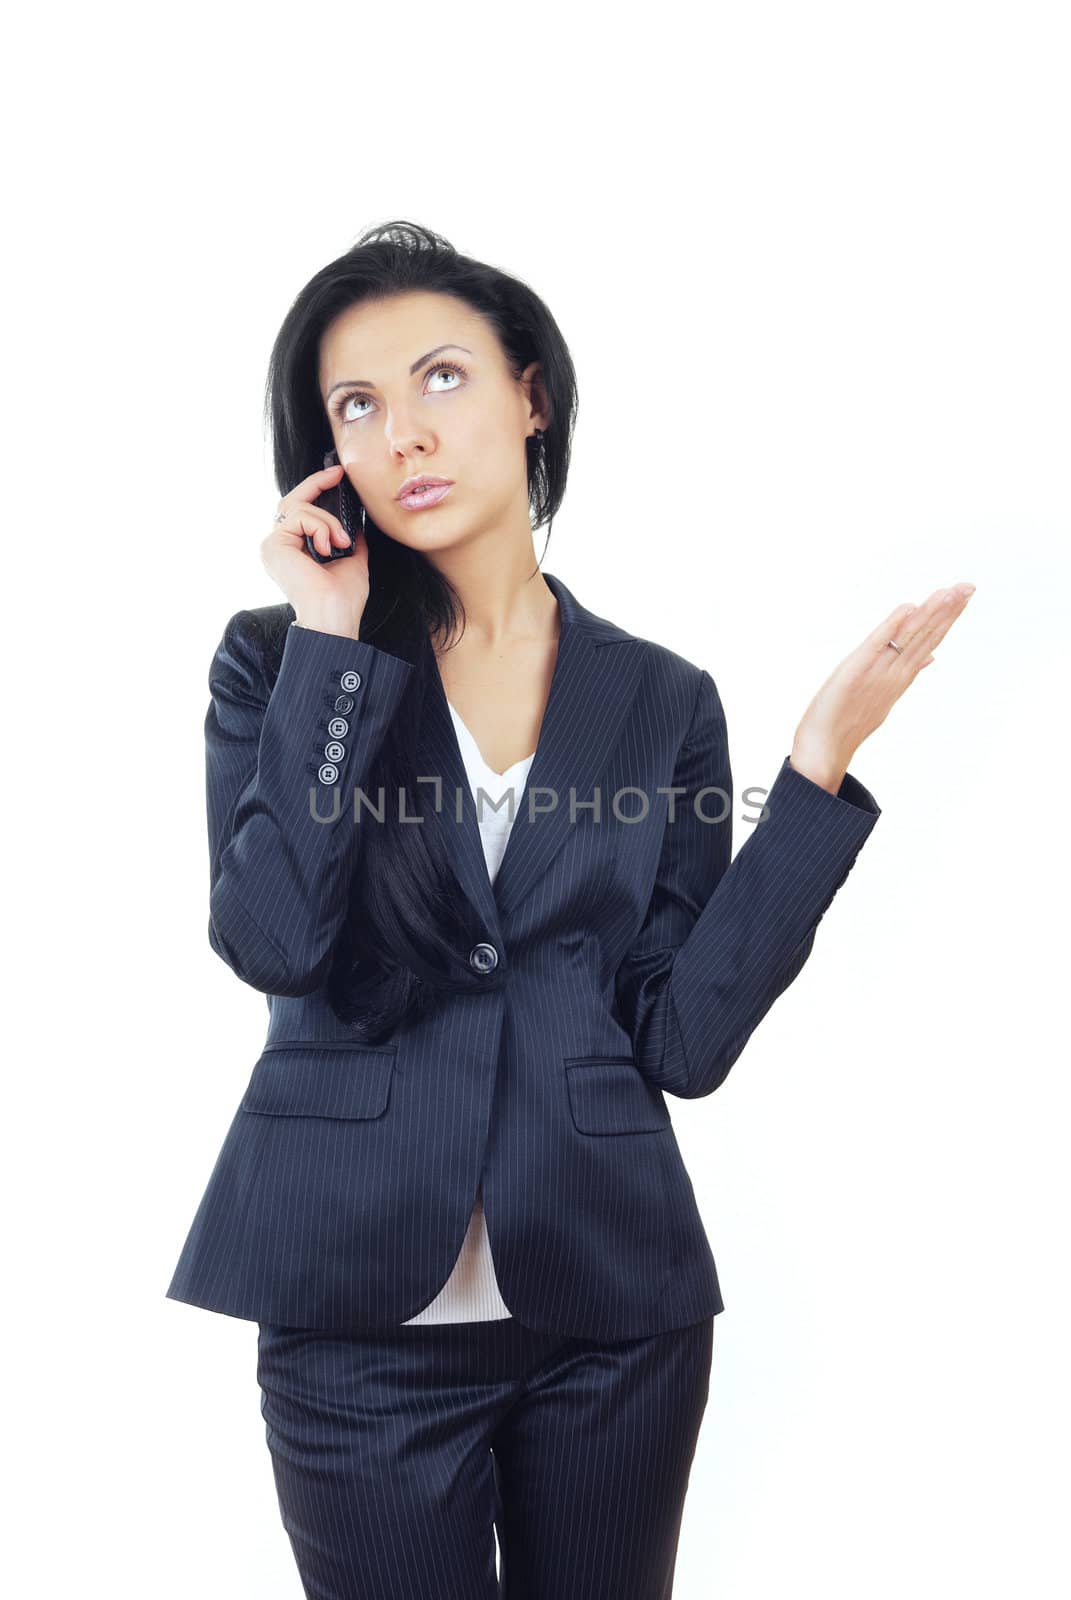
[632,635,726,746]
[602,614,715,719]
[635,633,707,694]
[584,606,720,749]
[574,592,707,697]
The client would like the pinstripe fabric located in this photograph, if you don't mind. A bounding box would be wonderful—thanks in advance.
[399,705,532,1323]
[255,1312,714,1599]
[166,571,881,1338]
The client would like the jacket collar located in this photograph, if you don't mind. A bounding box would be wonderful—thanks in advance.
[417,571,645,933]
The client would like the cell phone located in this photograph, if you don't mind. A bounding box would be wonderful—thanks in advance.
[304,449,361,563]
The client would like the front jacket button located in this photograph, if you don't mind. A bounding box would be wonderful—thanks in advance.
[340,669,362,692]
[469,942,499,974]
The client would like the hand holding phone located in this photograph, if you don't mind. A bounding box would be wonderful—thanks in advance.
[302,449,361,564]
[261,454,371,636]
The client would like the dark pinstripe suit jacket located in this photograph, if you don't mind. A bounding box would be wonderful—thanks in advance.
[166,571,881,1338]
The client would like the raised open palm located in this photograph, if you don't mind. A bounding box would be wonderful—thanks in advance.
[791,581,977,790]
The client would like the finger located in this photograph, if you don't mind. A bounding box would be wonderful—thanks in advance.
[287,462,345,500]
[274,495,349,547]
[276,504,351,554]
[895,583,975,663]
[272,464,346,530]
[274,509,344,559]
[868,601,919,655]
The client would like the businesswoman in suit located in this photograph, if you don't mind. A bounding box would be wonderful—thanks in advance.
[167,219,974,1599]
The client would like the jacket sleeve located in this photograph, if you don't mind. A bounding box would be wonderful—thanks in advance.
[614,668,881,1099]
[205,611,415,996]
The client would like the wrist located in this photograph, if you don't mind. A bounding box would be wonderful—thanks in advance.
[292,615,363,641]
[789,733,850,796]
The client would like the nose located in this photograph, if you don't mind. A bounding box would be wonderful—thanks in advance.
[385,412,432,457]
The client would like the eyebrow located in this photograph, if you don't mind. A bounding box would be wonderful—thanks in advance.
[325,345,473,398]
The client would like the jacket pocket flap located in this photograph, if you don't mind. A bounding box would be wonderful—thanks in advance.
[564,1056,670,1135]
[242,1043,397,1120]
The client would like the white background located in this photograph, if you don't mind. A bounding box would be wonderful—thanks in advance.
[4,1,1068,1595]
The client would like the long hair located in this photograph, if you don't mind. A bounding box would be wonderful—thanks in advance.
[262,220,578,1039]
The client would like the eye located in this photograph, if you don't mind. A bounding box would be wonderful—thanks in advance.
[427,361,467,390]
[332,360,469,425]
[338,392,373,423]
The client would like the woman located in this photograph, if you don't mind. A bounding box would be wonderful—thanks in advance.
[166,220,974,1599]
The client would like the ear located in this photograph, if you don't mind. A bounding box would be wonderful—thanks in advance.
[521,361,552,431]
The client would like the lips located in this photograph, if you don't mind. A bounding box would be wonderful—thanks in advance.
[396,474,453,500]
[397,482,454,511]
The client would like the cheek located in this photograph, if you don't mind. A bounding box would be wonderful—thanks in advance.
[468,412,522,476]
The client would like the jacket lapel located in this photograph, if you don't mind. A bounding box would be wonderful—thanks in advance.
[416,571,644,932]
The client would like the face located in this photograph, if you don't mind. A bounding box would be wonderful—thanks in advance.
[317,290,548,553]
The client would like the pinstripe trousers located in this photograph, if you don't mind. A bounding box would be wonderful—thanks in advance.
[255,1313,715,1599]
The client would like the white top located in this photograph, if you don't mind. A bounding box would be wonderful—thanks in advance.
[400,701,536,1324]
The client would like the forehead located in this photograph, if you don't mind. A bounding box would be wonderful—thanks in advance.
[318,291,492,382]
